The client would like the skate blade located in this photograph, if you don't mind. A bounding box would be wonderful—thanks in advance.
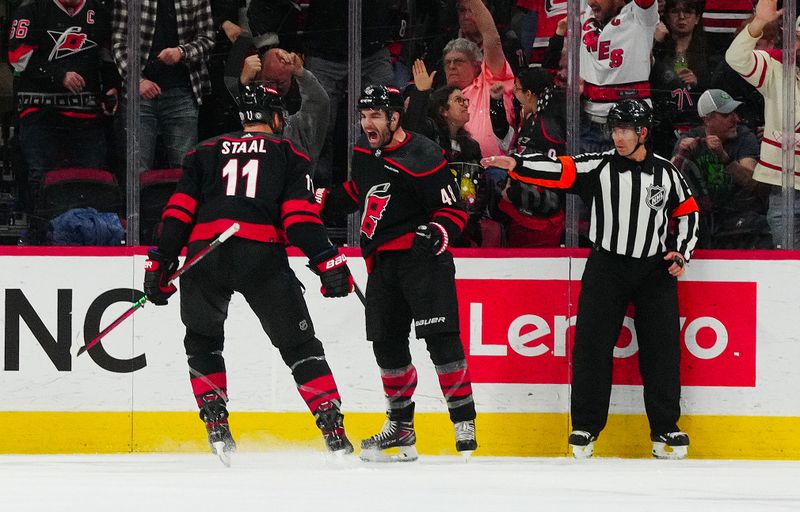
[328,446,355,458]
[359,445,418,463]
[570,442,594,459]
[459,450,475,461]
[212,441,233,467]
[652,443,688,460]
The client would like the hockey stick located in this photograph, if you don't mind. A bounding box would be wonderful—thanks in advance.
[76,223,241,357]
[353,281,366,306]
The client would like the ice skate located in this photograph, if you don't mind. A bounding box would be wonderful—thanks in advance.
[454,419,477,458]
[314,401,354,455]
[200,398,236,467]
[360,416,418,462]
[651,431,689,460]
[568,430,596,459]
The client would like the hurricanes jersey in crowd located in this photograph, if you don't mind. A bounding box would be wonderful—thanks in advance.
[580,0,658,119]
[529,0,567,66]
[509,149,700,260]
[8,0,117,117]
[158,131,332,260]
[702,0,755,36]
[319,132,468,259]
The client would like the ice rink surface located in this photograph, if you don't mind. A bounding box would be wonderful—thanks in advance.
[1,452,799,512]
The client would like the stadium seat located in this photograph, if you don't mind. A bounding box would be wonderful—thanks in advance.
[36,167,122,220]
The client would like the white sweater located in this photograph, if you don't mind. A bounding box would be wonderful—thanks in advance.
[725,25,800,190]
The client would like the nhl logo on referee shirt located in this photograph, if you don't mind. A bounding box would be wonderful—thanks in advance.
[645,184,666,210]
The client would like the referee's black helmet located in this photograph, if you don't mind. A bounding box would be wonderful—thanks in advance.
[607,99,653,133]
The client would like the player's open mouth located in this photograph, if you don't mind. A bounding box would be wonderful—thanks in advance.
[366,130,380,143]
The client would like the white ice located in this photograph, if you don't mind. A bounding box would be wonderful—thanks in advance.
[1,452,798,512]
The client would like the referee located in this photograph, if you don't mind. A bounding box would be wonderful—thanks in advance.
[482,99,700,459]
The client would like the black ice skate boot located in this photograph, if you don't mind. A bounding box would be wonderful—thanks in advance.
[360,404,418,462]
[651,431,689,460]
[199,396,236,467]
[568,430,597,459]
[314,401,354,455]
[454,419,477,457]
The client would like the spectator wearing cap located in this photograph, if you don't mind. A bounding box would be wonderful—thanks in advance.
[443,0,516,159]
[671,89,767,248]
[725,0,800,249]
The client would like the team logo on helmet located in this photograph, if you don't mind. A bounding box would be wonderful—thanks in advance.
[646,184,666,210]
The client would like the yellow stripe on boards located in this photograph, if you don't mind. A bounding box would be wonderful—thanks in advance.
[1,412,798,459]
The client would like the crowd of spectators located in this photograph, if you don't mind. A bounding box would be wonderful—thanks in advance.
[2,0,798,249]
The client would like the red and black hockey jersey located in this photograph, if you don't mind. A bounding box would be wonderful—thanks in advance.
[8,0,119,117]
[319,132,468,259]
[158,130,332,260]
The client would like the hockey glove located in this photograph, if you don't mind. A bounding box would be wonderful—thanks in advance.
[308,247,354,298]
[411,222,449,257]
[144,249,178,306]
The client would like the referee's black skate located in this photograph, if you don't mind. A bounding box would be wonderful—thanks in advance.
[199,397,236,467]
[568,430,596,459]
[360,413,418,462]
[651,431,689,459]
[314,401,354,455]
[454,419,477,458]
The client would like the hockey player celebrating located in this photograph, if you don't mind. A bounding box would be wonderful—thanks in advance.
[482,99,699,459]
[144,85,355,466]
[316,85,478,462]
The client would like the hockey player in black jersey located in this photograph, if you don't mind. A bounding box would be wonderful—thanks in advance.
[143,85,355,466]
[316,85,478,461]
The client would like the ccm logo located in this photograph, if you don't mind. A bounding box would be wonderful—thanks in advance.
[325,254,346,269]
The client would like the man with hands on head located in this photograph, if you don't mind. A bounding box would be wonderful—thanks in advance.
[482,99,699,460]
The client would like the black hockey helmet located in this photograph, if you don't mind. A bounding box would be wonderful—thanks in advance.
[358,84,404,115]
[238,84,287,127]
[607,99,653,133]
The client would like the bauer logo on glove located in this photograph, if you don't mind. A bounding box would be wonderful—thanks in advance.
[308,246,354,298]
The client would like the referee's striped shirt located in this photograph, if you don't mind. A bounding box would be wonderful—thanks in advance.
[510,149,700,260]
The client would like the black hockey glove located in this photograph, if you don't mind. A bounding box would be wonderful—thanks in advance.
[308,247,354,298]
[144,249,178,306]
[411,222,449,257]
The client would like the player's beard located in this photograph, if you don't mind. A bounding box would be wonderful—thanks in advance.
[364,124,391,148]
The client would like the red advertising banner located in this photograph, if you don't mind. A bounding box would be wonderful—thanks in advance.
[458,280,757,387]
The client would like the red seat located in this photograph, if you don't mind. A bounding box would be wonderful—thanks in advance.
[37,167,122,219]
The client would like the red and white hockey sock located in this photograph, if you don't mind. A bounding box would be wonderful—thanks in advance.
[191,371,228,408]
[381,364,418,420]
[435,359,475,422]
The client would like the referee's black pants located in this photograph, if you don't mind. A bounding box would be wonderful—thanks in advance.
[571,249,682,438]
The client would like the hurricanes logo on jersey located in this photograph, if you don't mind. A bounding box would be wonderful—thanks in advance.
[646,184,666,210]
[48,27,97,61]
[361,183,391,239]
